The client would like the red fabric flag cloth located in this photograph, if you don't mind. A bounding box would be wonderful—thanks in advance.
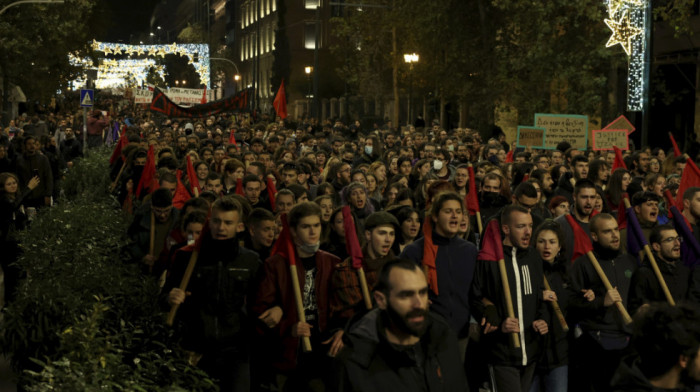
[505,150,514,163]
[135,145,158,197]
[109,131,129,165]
[229,130,238,148]
[235,177,245,196]
[172,170,192,209]
[273,79,288,120]
[466,166,480,215]
[186,155,200,195]
[342,206,364,269]
[664,189,677,211]
[676,159,700,211]
[201,86,207,105]
[267,177,277,211]
[422,217,439,295]
[617,192,629,230]
[478,219,504,262]
[612,146,627,173]
[271,214,296,266]
[565,214,594,264]
[670,132,682,157]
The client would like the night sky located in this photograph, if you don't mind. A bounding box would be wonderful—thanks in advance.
[98,0,161,42]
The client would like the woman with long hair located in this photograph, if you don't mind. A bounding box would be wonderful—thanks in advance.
[342,182,375,228]
[369,161,388,195]
[321,207,362,261]
[408,158,431,189]
[530,220,594,392]
[389,206,421,254]
[605,168,631,215]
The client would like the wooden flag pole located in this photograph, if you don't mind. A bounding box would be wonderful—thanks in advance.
[475,212,483,235]
[543,276,569,332]
[585,251,633,324]
[623,198,675,306]
[497,258,520,348]
[290,263,313,352]
[149,211,155,273]
[193,187,199,197]
[166,250,199,326]
[110,161,127,193]
[357,268,373,310]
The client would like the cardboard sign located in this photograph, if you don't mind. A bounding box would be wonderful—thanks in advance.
[516,126,546,148]
[603,115,635,135]
[534,113,589,150]
[133,88,153,104]
[592,129,629,151]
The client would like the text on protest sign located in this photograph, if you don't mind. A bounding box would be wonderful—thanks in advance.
[603,115,635,135]
[516,126,546,148]
[534,113,589,150]
[592,129,629,151]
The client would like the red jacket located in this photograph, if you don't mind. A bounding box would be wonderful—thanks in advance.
[253,249,339,370]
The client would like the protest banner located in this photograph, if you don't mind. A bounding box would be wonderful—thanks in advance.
[516,126,546,148]
[603,115,636,135]
[592,129,629,151]
[534,113,589,150]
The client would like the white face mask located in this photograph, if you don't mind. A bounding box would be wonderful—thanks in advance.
[433,159,443,171]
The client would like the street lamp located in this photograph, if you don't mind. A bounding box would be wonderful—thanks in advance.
[0,0,63,15]
[404,53,419,126]
[305,66,313,97]
[210,57,241,93]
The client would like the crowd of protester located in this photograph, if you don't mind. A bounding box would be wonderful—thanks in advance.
[4,103,700,392]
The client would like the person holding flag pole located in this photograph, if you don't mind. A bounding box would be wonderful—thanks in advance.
[469,205,548,391]
[253,202,340,390]
[568,212,636,392]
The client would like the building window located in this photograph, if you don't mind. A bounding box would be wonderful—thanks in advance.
[305,0,320,9]
[304,22,318,49]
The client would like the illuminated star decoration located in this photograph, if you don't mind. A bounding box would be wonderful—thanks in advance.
[604,11,643,56]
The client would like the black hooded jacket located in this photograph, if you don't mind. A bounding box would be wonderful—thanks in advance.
[337,309,468,392]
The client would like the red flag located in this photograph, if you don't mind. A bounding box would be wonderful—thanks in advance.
[267,177,277,211]
[342,206,364,269]
[565,214,593,264]
[235,177,245,196]
[664,189,677,211]
[422,217,439,295]
[135,145,158,197]
[505,149,514,163]
[676,159,700,211]
[229,130,238,148]
[273,79,288,120]
[109,131,129,165]
[186,155,200,195]
[478,219,504,262]
[172,170,192,209]
[466,166,480,215]
[617,192,629,230]
[612,146,627,173]
[670,132,682,157]
[201,86,207,104]
[271,214,296,266]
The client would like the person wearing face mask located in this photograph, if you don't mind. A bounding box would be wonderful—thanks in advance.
[628,225,694,315]
[470,206,549,392]
[569,213,637,392]
[354,135,383,166]
[479,172,509,223]
[431,148,455,182]
[253,202,341,390]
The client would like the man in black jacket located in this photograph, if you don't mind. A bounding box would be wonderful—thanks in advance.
[470,205,549,392]
[569,213,638,392]
[338,258,468,392]
[165,197,262,392]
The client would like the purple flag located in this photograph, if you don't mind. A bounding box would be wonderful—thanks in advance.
[668,205,700,268]
[625,206,646,265]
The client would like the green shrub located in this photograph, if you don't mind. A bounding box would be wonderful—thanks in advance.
[1,149,217,391]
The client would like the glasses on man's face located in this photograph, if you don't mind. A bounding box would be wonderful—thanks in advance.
[661,236,683,244]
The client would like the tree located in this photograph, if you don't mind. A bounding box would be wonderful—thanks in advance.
[0,0,101,121]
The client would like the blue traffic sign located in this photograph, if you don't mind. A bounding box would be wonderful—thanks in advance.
[80,89,94,107]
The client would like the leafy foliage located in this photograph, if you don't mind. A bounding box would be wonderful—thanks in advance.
[1,150,217,391]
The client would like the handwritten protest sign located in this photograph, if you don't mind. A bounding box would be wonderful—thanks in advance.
[516,126,546,148]
[592,129,629,151]
[133,88,153,104]
[603,115,635,135]
[534,113,589,150]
